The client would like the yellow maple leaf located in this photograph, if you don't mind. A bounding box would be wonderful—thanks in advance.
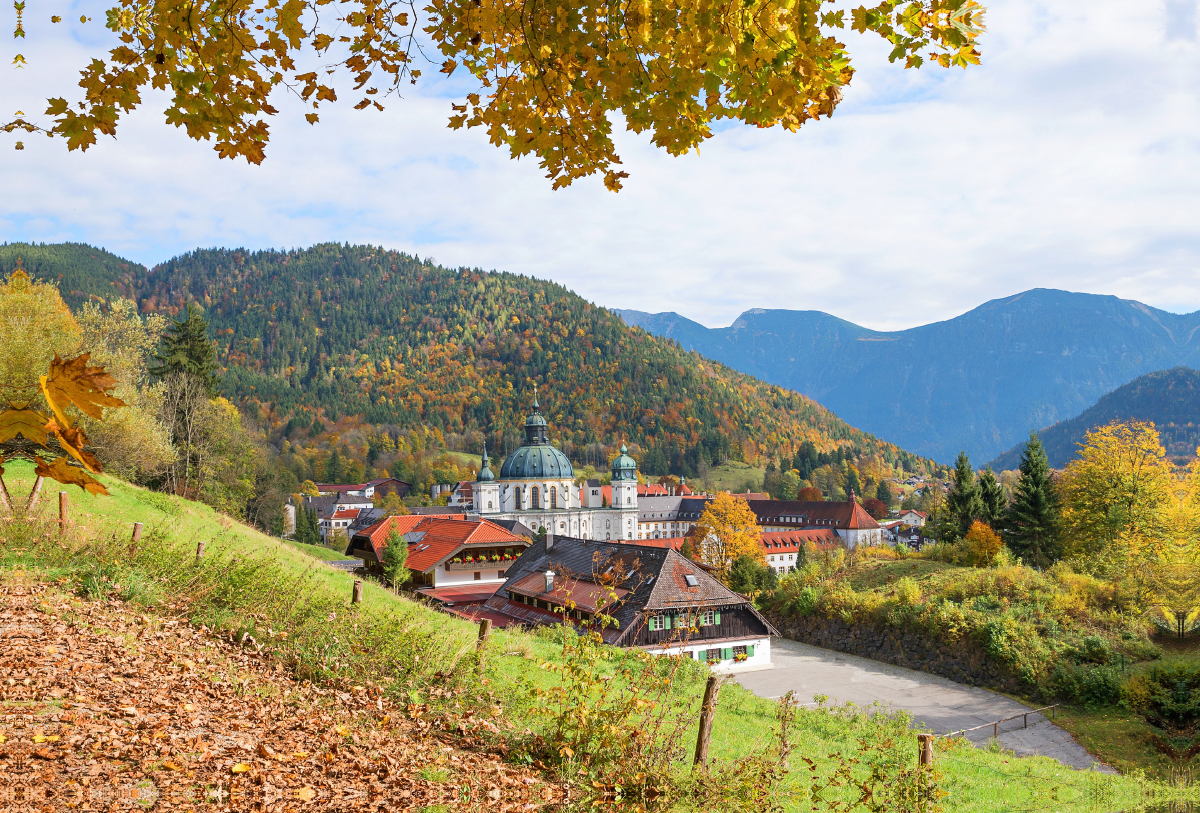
[0,407,50,446]
[33,456,108,496]
[231,763,252,773]
[39,352,125,425]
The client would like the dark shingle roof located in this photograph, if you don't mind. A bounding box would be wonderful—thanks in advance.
[485,537,777,645]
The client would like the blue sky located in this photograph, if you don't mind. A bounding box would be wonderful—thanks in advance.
[2,0,1197,330]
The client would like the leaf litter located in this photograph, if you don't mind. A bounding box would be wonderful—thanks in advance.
[0,577,566,811]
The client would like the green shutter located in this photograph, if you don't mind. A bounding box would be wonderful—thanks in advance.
[722,647,733,661]
[746,645,755,657]
[695,649,704,661]
[714,610,721,625]
[665,615,673,630]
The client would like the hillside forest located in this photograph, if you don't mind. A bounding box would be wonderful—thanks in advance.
[1,242,938,530]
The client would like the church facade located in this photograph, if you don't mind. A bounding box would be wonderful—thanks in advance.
[473,396,640,541]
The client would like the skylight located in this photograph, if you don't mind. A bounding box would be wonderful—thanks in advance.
[684,574,698,587]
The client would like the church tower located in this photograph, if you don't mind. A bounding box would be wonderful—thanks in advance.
[475,447,500,514]
[610,444,639,539]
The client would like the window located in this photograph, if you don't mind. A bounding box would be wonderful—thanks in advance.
[649,615,666,631]
[473,572,481,580]
[497,570,506,579]
[699,610,715,626]
[705,648,722,662]
[733,645,747,658]
[684,574,699,587]
[487,500,493,510]
[550,486,558,509]
[530,487,540,509]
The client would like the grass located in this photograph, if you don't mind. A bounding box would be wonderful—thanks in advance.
[842,556,959,591]
[1,461,1194,812]
[281,537,358,561]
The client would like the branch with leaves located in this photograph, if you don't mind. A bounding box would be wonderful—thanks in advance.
[3,0,983,187]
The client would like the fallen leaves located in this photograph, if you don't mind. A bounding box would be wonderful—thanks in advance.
[0,580,565,811]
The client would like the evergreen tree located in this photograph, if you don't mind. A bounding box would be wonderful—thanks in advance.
[1004,432,1061,568]
[326,447,343,483]
[844,466,862,499]
[945,451,983,540]
[381,528,411,586]
[978,467,1006,528]
[875,480,893,507]
[151,302,219,393]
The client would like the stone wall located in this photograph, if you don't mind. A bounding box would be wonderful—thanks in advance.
[767,612,1027,693]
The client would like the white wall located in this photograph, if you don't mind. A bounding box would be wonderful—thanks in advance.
[641,637,772,671]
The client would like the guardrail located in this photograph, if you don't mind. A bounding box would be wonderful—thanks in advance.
[943,704,1059,740]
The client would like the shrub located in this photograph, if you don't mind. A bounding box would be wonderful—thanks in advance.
[793,586,820,616]
[1050,663,1123,708]
[894,577,922,606]
[962,522,1003,568]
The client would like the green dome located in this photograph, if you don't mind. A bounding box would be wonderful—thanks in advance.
[499,443,574,479]
[476,448,495,482]
[499,390,574,479]
[610,443,638,481]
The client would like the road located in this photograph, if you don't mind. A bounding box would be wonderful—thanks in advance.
[736,638,1113,772]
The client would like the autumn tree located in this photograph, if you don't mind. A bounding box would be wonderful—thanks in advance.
[797,486,824,501]
[3,0,983,189]
[862,497,888,520]
[1003,432,1060,568]
[689,490,764,583]
[960,520,1002,567]
[1058,421,1175,599]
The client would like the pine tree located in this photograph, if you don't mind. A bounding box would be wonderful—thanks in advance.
[1005,432,1062,568]
[381,528,410,586]
[945,451,983,541]
[326,448,343,484]
[844,466,862,499]
[978,467,1006,528]
[875,480,893,507]
[151,302,219,393]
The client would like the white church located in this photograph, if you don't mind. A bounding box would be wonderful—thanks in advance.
[473,394,640,541]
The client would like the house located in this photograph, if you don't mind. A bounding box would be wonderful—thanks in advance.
[318,478,412,499]
[346,515,528,592]
[760,529,840,574]
[480,536,779,672]
[743,497,884,548]
[895,509,927,527]
[319,508,366,542]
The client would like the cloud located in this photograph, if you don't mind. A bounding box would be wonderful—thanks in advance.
[3,0,1198,331]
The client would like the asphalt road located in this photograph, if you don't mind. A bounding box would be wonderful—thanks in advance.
[736,638,1114,772]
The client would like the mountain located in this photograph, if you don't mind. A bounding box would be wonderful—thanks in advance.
[0,243,933,479]
[988,367,1200,470]
[617,291,1200,464]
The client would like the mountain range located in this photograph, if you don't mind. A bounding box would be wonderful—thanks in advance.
[987,367,1200,470]
[618,291,1200,464]
[0,242,933,479]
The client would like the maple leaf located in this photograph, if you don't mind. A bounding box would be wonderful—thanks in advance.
[34,456,108,496]
[39,352,126,423]
[54,423,104,472]
[0,407,51,446]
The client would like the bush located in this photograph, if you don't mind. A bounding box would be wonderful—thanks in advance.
[1049,662,1123,708]
[894,577,922,606]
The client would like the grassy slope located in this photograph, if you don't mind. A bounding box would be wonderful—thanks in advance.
[3,462,1188,812]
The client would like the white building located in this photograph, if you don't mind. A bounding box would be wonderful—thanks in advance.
[473,394,640,541]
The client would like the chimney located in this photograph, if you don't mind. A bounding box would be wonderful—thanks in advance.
[545,527,554,551]
[544,570,556,593]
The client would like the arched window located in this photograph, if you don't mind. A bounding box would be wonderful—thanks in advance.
[626,496,632,505]
[487,500,493,510]
[531,487,541,509]
[550,486,558,509]
[514,486,523,510]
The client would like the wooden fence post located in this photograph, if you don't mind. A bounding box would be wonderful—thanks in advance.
[693,675,722,768]
[58,492,68,536]
[917,733,933,768]
[131,522,143,546]
[476,618,492,668]
[195,540,206,564]
[26,476,44,514]
[352,580,364,604]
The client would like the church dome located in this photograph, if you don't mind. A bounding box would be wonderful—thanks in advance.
[610,444,638,481]
[498,390,575,479]
[499,443,574,479]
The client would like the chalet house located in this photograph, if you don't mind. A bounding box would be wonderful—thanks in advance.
[895,509,927,528]
[320,508,365,542]
[480,537,779,672]
[346,515,529,589]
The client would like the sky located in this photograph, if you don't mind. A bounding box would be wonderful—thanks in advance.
[2,0,1197,331]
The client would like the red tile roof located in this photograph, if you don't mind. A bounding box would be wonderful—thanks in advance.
[632,537,687,551]
[760,529,839,551]
[404,518,528,574]
[330,509,360,520]
[353,514,437,560]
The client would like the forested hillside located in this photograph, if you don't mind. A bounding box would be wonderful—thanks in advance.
[989,367,1200,469]
[0,243,933,483]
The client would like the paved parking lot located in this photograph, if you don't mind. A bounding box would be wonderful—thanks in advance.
[736,639,1113,772]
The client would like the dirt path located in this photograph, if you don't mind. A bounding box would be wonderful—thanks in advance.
[0,577,560,810]
[738,639,1115,773]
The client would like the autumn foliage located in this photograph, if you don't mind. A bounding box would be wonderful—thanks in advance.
[688,491,764,583]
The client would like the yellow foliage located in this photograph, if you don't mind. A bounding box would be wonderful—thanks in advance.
[961,520,1002,568]
[689,491,763,582]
